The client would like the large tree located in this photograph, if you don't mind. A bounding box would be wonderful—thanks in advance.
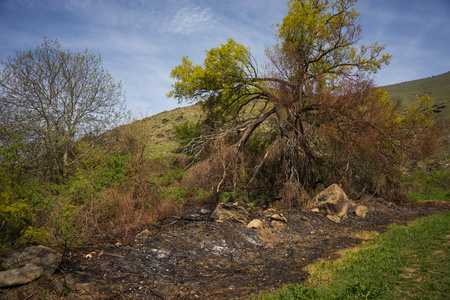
[0,38,127,177]
[168,0,438,201]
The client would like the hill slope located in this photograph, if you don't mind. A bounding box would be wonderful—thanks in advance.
[381,71,450,119]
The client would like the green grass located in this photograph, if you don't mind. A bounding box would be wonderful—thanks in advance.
[381,71,450,120]
[252,211,450,299]
[136,104,203,158]
[408,191,450,202]
[403,167,449,202]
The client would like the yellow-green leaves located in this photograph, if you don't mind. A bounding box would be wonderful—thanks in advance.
[167,56,205,103]
[402,94,436,130]
[276,0,391,79]
[168,39,255,121]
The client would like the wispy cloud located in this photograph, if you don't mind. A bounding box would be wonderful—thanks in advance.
[165,6,215,35]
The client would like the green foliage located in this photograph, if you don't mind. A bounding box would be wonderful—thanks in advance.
[252,285,318,300]
[146,156,188,206]
[149,168,184,187]
[21,226,51,245]
[173,121,202,146]
[405,166,449,201]
[0,200,33,241]
[277,0,391,77]
[52,200,84,250]
[163,187,187,205]
[93,152,131,191]
[0,159,50,246]
[168,39,256,123]
[219,191,239,202]
[408,191,450,201]
[168,39,251,104]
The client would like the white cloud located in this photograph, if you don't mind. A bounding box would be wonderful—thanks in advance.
[165,6,215,35]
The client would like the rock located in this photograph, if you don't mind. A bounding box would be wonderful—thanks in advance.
[270,220,285,232]
[135,229,151,243]
[247,219,263,229]
[210,202,250,225]
[313,184,351,223]
[0,265,43,288]
[326,215,342,223]
[262,208,277,218]
[2,245,62,276]
[270,214,287,223]
[72,281,98,294]
[355,205,369,218]
[0,245,62,288]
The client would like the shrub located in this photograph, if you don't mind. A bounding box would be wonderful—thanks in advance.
[404,165,449,200]
[93,152,132,191]
[173,121,202,146]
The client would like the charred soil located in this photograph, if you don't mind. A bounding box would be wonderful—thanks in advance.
[2,198,449,300]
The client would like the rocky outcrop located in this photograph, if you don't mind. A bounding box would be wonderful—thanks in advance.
[270,213,287,223]
[312,184,351,223]
[0,245,62,288]
[0,266,43,288]
[269,213,287,232]
[210,202,250,225]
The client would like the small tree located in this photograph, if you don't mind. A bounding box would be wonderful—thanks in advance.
[0,38,128,177]
[168,0,440,201]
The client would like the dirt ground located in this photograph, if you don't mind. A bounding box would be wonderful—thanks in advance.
[2,197,449,300]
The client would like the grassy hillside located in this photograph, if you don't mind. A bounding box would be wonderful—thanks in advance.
[135,104,203,157]
[381,71,450,119]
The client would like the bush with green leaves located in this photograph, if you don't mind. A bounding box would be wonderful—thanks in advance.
[173,121,202,146]
[93,152,132,191]
[405,166,449,201]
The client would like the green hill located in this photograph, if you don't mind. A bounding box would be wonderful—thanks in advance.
[381,71,450,119]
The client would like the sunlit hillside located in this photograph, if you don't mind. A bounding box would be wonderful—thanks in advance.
[381,71,450,119]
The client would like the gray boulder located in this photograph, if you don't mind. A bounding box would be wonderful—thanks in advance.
[0,266,43,288]
[2,245,62,276]
[0,245,62,288]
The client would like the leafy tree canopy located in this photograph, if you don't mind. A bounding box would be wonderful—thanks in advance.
[168,0,439,201]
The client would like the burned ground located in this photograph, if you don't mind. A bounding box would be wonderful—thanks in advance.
[2,197,449,300]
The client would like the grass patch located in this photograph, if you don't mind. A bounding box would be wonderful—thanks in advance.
[404,166,449,202]
[252,211,450,299]
[408,191,450,202]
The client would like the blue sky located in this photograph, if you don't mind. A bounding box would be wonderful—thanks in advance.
[1,0,449,118]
